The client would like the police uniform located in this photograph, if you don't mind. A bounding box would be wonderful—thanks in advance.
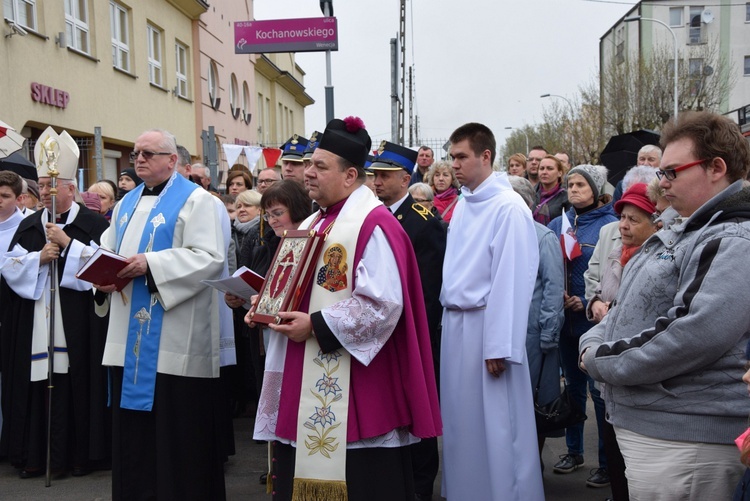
[371,141,446,500]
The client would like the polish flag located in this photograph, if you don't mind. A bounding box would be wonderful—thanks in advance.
[560,212,582,261]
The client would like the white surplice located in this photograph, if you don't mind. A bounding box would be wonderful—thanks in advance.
[440,172,544,501]
[98,188,225,378]
[2,205,97,381]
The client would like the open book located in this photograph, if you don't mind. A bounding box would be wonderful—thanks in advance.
[76,247,130,291]
[202,266,265,303]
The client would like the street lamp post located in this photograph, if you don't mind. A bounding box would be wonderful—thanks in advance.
[320,1,335,123]
[624,15,678,122]
[540,93,576,157]
[504,127,529,155]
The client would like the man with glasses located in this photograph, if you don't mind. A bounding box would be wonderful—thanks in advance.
[96,129,227,500]
[580,111,750,500]
[256,167,281,195]
[527,145,547,188]
[1,129,110,479]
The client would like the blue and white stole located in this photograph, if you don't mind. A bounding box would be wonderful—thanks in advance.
[114,173,198,411]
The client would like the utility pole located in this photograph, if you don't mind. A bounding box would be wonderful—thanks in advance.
[398,0,406,144]
[390,38,399,143]
[408,66,414,147]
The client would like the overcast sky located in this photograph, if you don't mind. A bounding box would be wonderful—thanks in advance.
[253,0,637,151]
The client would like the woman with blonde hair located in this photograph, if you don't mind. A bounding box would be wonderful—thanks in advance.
[234,189,262,254]
[507,153,527,177]
[426,160,460,223]
[87,181,117,220]
[533,155,569,226]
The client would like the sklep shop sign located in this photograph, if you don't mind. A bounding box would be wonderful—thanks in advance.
[235,17,338,54]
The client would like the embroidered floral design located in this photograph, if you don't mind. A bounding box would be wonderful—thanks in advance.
[303,349,344,458]
[318,349,341,364]
[316,375,342,396]
[309,405,336,427]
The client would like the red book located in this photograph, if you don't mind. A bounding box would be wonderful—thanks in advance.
[76,247,131,291]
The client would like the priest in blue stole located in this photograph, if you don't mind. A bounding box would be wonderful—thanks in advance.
[96,129,227,500]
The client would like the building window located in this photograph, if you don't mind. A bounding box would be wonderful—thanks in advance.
[4,0,36,31]
[147,24,163,87]
[265,98,270,143]
[746,3,750,22]
[242,81,250,123]
[257,94,264,141]
[230,73,239,119]
[745,56,750,76]
[175,42,188,98]
[208,60,220,109]
[65,0,90,53]
[110,1,130,72]
[688,58,704,96]
[669,7,683,27]
[615,26,625,65]
[688,6,705,44]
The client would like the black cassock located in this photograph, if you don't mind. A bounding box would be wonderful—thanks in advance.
[0,205,110,472]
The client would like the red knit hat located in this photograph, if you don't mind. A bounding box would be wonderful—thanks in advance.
[614,183,656,216]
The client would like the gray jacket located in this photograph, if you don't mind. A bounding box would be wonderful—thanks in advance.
[580,181,750,445]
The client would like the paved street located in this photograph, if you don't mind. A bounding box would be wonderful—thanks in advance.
[0,401,610,500]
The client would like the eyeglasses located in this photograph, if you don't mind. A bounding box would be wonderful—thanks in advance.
[412,198,431,203]
[655,159,707,181]
[130,150,172,162]
[262,209,288,222]
[257,179,278,186]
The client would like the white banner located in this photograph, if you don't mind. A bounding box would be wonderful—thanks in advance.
[222,144,245,168]
[244,146,263,170]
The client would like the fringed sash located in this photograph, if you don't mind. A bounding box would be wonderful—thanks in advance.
[291,191,380,501]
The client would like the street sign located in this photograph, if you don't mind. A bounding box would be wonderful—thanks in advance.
[235,17,338,54]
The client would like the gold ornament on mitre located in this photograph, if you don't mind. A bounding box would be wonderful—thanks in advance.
[34,126,80,180]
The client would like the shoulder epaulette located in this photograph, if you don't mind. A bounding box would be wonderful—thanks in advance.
[411,203,432,221]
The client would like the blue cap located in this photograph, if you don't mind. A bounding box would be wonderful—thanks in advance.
[280,134,309,162]
[303,131,321,160]
[369,140,417,174]
[364,154,376,175]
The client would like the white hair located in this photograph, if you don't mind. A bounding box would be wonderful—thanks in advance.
[637,144,662,159]
[623,165,658,191]
[507,175,536,210]
[408,182,434,201]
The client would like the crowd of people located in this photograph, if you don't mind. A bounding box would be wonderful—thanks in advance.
[0,110,749,501]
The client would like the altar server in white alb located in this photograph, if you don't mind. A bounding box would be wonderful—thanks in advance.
[94,129,227,500]
[440,122,544,500]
